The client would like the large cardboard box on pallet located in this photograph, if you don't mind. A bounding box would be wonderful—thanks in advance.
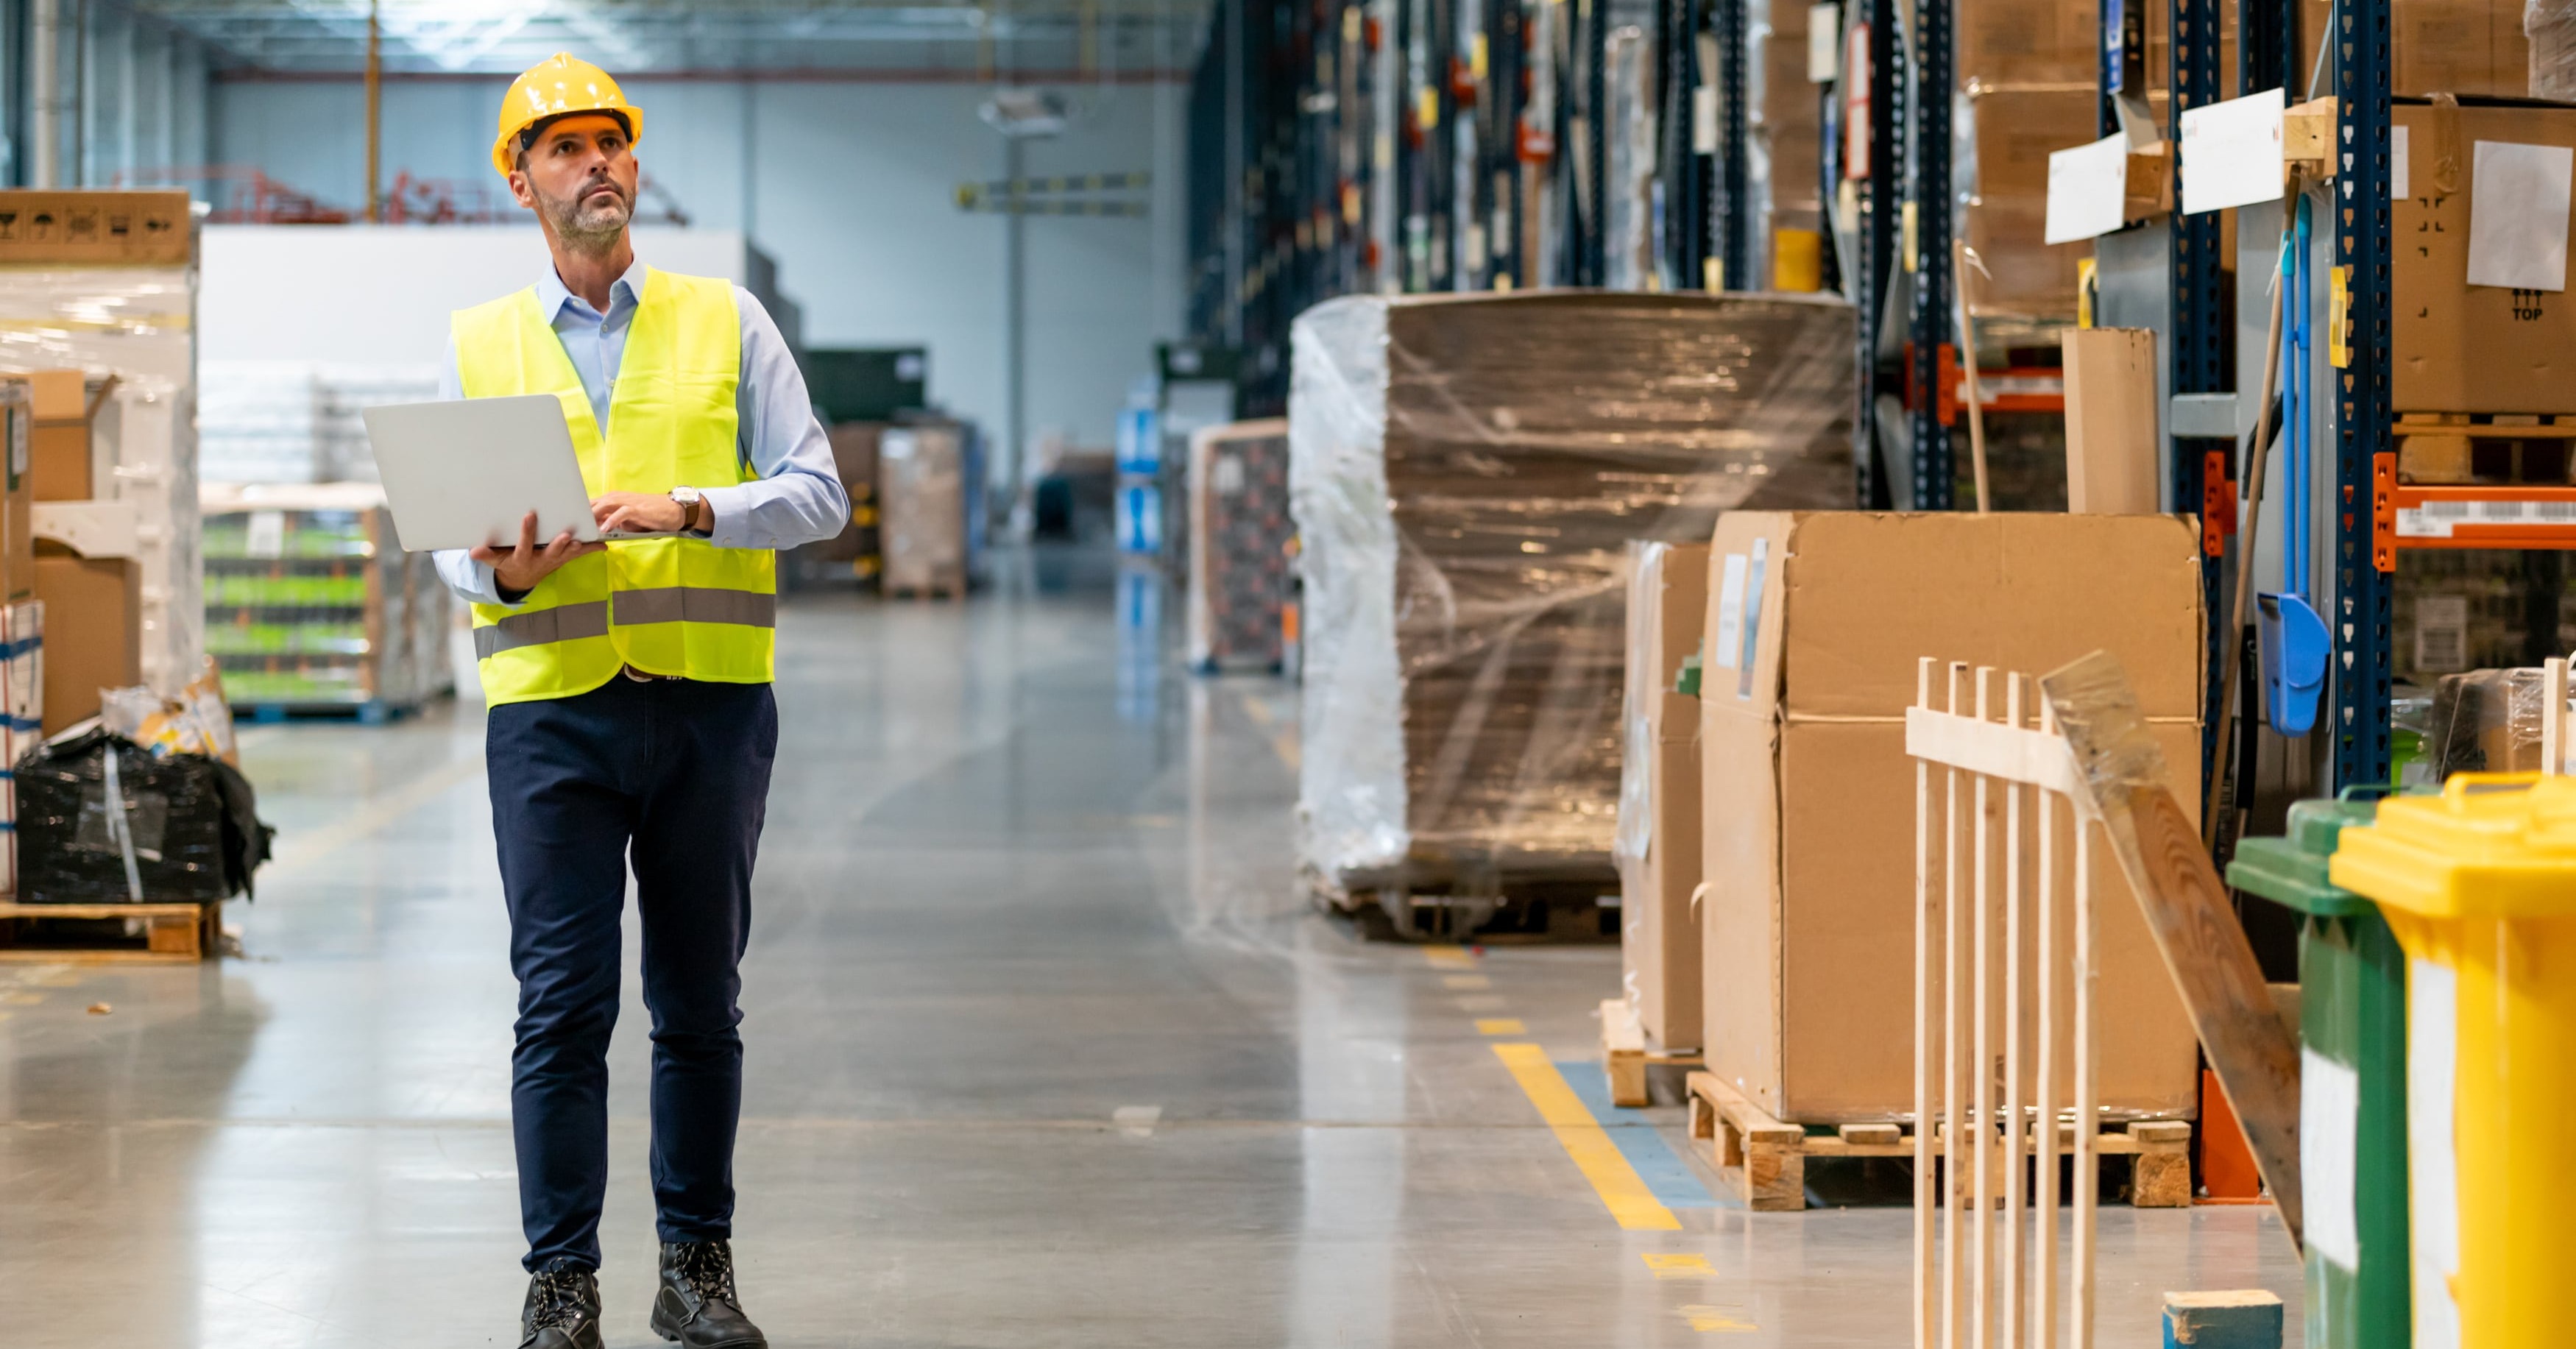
[879,422,968,595]
[1616,542,1710,1052]
[1698,511,2204,1123]
[2391,98,2576,414]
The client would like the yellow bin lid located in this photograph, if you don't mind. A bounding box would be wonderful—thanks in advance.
[2329,773,2576,918]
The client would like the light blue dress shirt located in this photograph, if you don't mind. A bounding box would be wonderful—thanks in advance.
[431,258,851,606]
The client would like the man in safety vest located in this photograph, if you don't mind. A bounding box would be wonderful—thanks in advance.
[431,54,848,1349]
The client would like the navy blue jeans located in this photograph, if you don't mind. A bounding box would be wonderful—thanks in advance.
[486,676,778,1272]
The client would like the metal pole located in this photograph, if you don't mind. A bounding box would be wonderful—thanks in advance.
[364,0,381,222]
[30,0,57,188]
[71,0,85,186]
[1006,132,1027,536]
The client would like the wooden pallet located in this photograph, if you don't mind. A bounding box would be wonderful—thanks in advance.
[883,583,966,601]
[1599,998,1703,1107]
[0,901,223,964]
[2396,412,2576,484]
[1685,1071,2192,1212]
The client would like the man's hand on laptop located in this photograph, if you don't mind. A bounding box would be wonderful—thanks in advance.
[472,510,605,593]
[591,492,692,536]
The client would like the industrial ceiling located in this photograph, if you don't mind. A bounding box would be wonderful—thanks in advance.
[130,0,1210,77]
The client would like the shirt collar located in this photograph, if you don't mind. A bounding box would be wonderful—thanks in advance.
[536,255,651,322]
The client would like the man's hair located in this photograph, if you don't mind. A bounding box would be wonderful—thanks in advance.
[512,109,634,173]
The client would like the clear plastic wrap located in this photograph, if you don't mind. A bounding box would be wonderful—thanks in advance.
[1289,291,1855,897]
[880,422,968,594]
[1613,539,1669,883]
[2537,0,2576,107]
[0,263,200,696]
[2424,667,2550,779]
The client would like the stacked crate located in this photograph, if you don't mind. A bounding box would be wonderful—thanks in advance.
[1185,418,1292,673]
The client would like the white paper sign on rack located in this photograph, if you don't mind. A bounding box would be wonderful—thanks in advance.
[2179,87,2287,216]
[2045,132,2133,244]
[2467,140,2575,291]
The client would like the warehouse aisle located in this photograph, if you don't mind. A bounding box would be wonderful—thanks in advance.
[0,556,2298,1348]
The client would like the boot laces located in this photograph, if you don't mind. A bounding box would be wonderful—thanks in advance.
[527,1269,590,1330]
[672,1242,740,1306]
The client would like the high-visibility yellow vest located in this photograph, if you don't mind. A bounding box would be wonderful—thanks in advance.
[452,269,776,706]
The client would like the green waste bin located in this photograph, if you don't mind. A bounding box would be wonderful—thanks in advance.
[2226,792,2409,1349]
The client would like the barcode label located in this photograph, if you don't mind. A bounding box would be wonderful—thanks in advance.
[2415,594,2469,673]
[2396,498,2576,537]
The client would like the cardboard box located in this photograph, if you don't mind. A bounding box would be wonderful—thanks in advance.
[2392,99,2576,413]
[34,550,138,734]
[1619,542,1710,1052]
[19,370,91,501]
[1699,512,2205,1122]
[1959,0,2099,85]
[2062,328,2162,512]
[2395,0,2530,97]
[0,191,191,266]
[1965,85,2098,318]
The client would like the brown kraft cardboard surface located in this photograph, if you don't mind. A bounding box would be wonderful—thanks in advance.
[1621,543,1710,1051]
[34,551,138,734]
[2062,328,2162,513]
[2392,99,2576,414]
[1698,511,2204,1123]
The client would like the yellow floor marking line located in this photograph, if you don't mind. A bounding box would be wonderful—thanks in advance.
[1490,1042,1681,1231]
[1422,945,1476,969]
[1443,974,1491,989]
[1239,698,1275,728]
[1678,1304,1759,1333]
[1642,1253,1718,1280]
[1271,732,1301,770]
[269,753,486,874]
[1454,995,1507,1013]
[1476,1018,1526,1035]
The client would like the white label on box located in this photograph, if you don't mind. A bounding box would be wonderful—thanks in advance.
[2393,124,2411,199]
[2045,132,2133,244]
[246,509,286,560]
[2409,957,2464,1349]
[1735,538,1769,700]
[1693,85,1719,155]
[2301,1046,2363,1272]
[2468,140,2575,292]
[2179,87,2287,216]
[1712,553,1750,668]
[1808,4,1839,82]
[1213,453,1246,496]
[2415,593,2469,673]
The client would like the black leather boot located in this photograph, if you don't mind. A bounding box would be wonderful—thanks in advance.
[649,1239,768,1348]
[519,1264,604,1349]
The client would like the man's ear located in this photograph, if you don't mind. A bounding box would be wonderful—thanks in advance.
[507,166,537,209]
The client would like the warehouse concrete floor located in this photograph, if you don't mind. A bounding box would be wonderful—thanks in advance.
[0,553,2301,1348]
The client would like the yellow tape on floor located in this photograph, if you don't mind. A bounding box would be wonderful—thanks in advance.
[1490,1042,1681,1231]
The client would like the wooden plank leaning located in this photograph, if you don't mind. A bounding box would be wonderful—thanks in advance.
[2037,650,2304,1253]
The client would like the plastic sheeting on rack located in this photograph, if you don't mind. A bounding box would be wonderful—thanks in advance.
[1288,290,1855,899]
[1612,539,1671,882]
[0,264,201,696]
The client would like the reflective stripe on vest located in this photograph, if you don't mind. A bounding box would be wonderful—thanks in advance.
[452,268,777,706]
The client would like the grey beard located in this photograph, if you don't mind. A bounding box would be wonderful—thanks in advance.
[542,184,631,252]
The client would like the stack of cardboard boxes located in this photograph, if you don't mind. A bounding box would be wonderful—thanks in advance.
[1613,542,1708,1054]
[1616,514,2208,1128]
[25,371,139,736]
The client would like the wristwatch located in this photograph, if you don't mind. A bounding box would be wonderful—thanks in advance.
[669,485,707,534]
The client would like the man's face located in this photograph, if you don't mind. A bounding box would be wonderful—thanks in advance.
[509,113,638,246]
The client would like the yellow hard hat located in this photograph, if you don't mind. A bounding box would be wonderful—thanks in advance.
[490,53,643,177]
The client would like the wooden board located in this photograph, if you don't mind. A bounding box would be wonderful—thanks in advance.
[1600,998,1703,1108]
[0,900,220,964]
[2039,651,2304,1252]
[1684,1070,2192,1211]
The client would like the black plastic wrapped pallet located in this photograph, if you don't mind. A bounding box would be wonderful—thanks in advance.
[15,729,273,905]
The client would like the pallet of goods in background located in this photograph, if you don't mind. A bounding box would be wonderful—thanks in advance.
[1185,417,1290,674]
[200,484,451,720]
[879,421,977,601]
[1289,291,1858,941]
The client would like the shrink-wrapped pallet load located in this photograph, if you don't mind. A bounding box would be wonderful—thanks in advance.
[1288,291,1855,924]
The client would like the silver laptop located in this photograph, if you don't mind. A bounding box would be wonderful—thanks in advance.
[362,394,675,550]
